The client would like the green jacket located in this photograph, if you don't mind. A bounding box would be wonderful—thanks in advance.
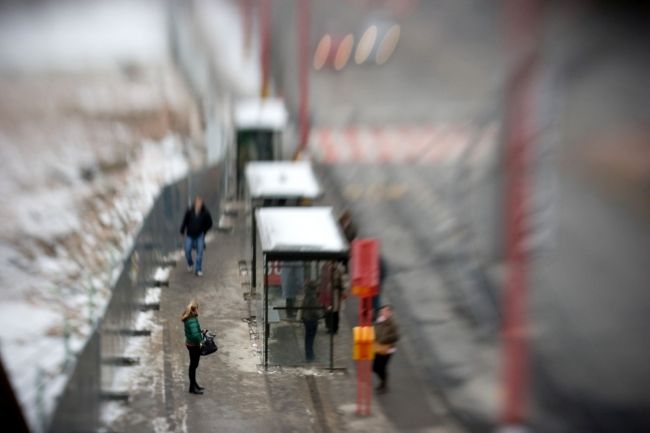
[184,315,202,346]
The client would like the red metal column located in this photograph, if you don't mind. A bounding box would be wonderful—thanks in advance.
[351,239,380,416]
[297,0,311,153]
[241,0,253,56]
[500,0,543,428]
[260,0,271,98]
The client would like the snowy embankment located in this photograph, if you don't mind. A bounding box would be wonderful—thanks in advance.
[0,1,203,432]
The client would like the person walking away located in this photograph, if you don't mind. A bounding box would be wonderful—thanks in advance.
[180,196,213,277]
[300,281,321,362]
[339,210,358,244]
[281,261,304,318]
[319,261,347,335]
[181,300,204,395]
[373,305,399,393]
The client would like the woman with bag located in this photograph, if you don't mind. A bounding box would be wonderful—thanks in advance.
[373,305,400,394]
[181,300,204,395]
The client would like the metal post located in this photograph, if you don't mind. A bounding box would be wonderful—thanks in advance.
[498,0,542,429]
[252,205,257,290]
[297,0,311,153]
[329,262,334,371]
[264,254,269,369]
[260,0,271,98]
[356,295,373,415]
[240,0,253,55]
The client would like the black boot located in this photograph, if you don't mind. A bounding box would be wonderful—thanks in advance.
[189,385,204,395]
[195,384,205,391]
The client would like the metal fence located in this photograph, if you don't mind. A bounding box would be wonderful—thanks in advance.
[49,165,223,433]
[44,0,241,430]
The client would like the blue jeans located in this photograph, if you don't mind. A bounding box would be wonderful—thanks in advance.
[303,319,318,361]
[184,234,205,272]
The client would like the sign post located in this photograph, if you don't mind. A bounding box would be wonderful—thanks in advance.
[350,238,380,416]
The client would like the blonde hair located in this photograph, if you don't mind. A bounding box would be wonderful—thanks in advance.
[181,300,199,322]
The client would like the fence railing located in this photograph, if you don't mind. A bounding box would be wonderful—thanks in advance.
[48,1,238,428]
[49,164,223,433]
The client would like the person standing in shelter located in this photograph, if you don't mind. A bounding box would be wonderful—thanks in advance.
[373,305,400,394]
[180,196,213,277]
[181,300,205,395]
[300,280,321,362]
[281,262,304,318]
[319,261,347,335]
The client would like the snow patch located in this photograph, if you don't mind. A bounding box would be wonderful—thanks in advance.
[0,129,189,432]
[145,287,162,305]
[153,267,171,284]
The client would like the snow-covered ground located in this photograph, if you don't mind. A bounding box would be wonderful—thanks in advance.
[0,1,204,432]
[99,285,167,433]
[0,0,167,72]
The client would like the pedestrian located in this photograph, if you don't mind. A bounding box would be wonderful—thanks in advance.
[373,305,399,393]
[339,210,358,244]
[181,300,204,395]
[281,262,304,318]
[300,280,321,362]
[319,261,347,335]
[180,196,213,277]
[372,256,388,319]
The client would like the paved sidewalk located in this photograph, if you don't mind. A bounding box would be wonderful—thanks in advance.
[102,213,409,433]
[318,163,494,432]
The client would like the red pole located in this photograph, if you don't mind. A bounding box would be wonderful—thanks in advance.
[297,0,311,153]
[241,0,253,56]
[260,0,271,98]
[364,298,372,415]
[351,239,380,416]
[356,296,373,416]
[500,0,542,427]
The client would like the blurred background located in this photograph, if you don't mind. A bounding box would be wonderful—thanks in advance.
[0,0,648,432]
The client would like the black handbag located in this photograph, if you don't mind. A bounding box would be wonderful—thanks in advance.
[200,330,218,356]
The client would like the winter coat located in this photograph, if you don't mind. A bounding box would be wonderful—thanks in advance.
[319,262,345,311]
[300,283,322,322]
[180,205,213,239]
[374,317,399,354]
[184,315,202,346]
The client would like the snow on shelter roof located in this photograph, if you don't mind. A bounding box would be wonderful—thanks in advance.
[246,161,322,200]
[234,97,288,130]
[256,207,349,259]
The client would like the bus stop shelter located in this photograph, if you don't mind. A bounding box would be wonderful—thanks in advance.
[255,207,349,369]
[246,161,323,288]
[234,98,288,197]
